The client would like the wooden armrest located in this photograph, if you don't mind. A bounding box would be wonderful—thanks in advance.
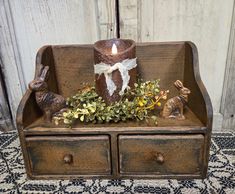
[184,42,213,129]
[17,45,59,129]
[16,89,42,129]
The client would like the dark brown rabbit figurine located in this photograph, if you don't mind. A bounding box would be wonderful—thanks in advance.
[28,64,66,122]
[162,80,191,120]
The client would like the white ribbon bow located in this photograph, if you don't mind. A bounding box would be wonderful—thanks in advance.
[94,58,137,96]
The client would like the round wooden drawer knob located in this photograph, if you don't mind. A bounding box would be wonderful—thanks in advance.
[63,154,73,164]
[155,153,164,164]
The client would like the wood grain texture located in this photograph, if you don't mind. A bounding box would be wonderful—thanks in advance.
[119,134,204,175]
[26,135,111,176]
[0,1,25,120]
[42,42,185,98]
[221,4,235,130]
[16,42,212,179]
[119,0,140,41]
[0,0,116,119]
[119,0,234,114]
[0,67,13,131]
[18,42,212,130]
[97,0,117,39]
[184,42,213,128]
[8,0,100,85]
[136,42,185,97]
[25,107,204,131]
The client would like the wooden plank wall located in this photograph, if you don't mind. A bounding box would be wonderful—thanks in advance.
[0,0,116,122]
[119,0,235,130]
[221,5,235,129]
[0,65,13,131]
[0,0,25,120]
[0,0,235,130]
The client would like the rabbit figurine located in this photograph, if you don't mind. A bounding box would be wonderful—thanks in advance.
[162,80,191,120]
[28,64,66,122]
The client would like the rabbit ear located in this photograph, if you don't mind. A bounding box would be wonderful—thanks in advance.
[36,64,44,78]
[39,66,50,81]
[174,80,183,89]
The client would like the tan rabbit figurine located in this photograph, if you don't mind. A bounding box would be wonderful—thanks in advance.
[28,64,67,122]
[162,80,191,120]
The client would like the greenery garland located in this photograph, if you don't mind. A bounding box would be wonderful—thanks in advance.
[53,79,168,126]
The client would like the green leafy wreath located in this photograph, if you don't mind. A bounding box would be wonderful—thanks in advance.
[53,79,168,126]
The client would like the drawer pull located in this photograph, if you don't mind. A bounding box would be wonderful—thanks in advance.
[63,154,73,164]
[154,153,164,164]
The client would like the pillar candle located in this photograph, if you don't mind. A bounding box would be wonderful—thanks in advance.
[94,38,137,104]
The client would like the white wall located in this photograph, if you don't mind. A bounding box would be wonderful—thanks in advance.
[119,0,234,117]
[0,0,116,119]
[0,0,234,129]
[9,0,100,84]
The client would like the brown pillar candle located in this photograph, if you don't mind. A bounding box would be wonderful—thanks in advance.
[94,38,137,104]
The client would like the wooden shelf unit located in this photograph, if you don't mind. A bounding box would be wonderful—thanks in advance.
[17,42,212,179]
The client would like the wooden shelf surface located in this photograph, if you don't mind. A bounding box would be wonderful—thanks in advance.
[24,108,206,135]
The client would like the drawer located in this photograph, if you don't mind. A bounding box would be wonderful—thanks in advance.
[26,135,111,175]
[119,134,204,175]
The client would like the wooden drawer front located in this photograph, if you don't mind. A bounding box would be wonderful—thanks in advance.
[26,135,111,175]
[119,135,204,175]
